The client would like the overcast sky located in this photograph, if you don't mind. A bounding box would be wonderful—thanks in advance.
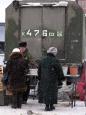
[0,0,14,22]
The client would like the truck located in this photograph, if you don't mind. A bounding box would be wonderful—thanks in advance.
[5,0,85,66]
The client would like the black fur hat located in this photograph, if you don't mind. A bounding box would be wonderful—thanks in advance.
[18,41,27,47]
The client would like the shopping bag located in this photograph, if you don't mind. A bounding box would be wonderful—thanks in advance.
[2,73,9,86]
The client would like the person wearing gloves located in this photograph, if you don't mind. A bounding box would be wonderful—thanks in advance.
[38,47,64,111]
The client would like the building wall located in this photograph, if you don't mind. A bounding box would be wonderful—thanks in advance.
[78,0,86,13]
[0,23,5,53]
[0,23,5,42]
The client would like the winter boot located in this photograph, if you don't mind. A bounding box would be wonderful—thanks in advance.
[50,104,55,110]
[45,104,50,111]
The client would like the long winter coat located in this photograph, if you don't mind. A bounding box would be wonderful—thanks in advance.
[38,53,64,104]
[5,52,27,93]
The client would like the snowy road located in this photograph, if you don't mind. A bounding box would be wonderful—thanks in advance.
[0,99,86,115]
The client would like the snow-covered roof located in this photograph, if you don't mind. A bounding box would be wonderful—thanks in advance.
[21,1,68,7]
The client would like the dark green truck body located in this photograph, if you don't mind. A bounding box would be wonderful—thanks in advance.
[5,0,84,64]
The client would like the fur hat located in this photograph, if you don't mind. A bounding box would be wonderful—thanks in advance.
[12,48,20,53]
[47,47,58,56]
[18,41,27,47]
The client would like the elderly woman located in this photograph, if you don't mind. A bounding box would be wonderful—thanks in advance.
[38,47,64,111]
[5,48,27,108]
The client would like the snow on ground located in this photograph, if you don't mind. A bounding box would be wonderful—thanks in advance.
[0,99,86,115]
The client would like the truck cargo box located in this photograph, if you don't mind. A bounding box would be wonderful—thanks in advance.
[5,0,84,64]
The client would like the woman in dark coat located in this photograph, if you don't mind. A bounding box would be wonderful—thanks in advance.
[38,47,64,111]
[5,48,27,108]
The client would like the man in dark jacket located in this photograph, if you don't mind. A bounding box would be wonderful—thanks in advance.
[18,41,31,104]
[38,47,64,111]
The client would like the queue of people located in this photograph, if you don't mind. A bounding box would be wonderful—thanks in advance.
[3,42,65,111]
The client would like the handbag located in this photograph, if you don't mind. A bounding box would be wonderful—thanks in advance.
[2,72,9,86]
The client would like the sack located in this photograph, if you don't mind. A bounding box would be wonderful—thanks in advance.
[2,73,9,86]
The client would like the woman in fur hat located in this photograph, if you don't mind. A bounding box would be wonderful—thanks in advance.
[5,48,27,108]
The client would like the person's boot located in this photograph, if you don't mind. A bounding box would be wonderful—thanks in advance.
[45,104,50,111]
[11,104,17,109]
[50,104,55,110]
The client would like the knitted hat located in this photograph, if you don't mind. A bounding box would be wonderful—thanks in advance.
[18,41,27,47]
[47,47,58,56]
[12,48,20,53]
